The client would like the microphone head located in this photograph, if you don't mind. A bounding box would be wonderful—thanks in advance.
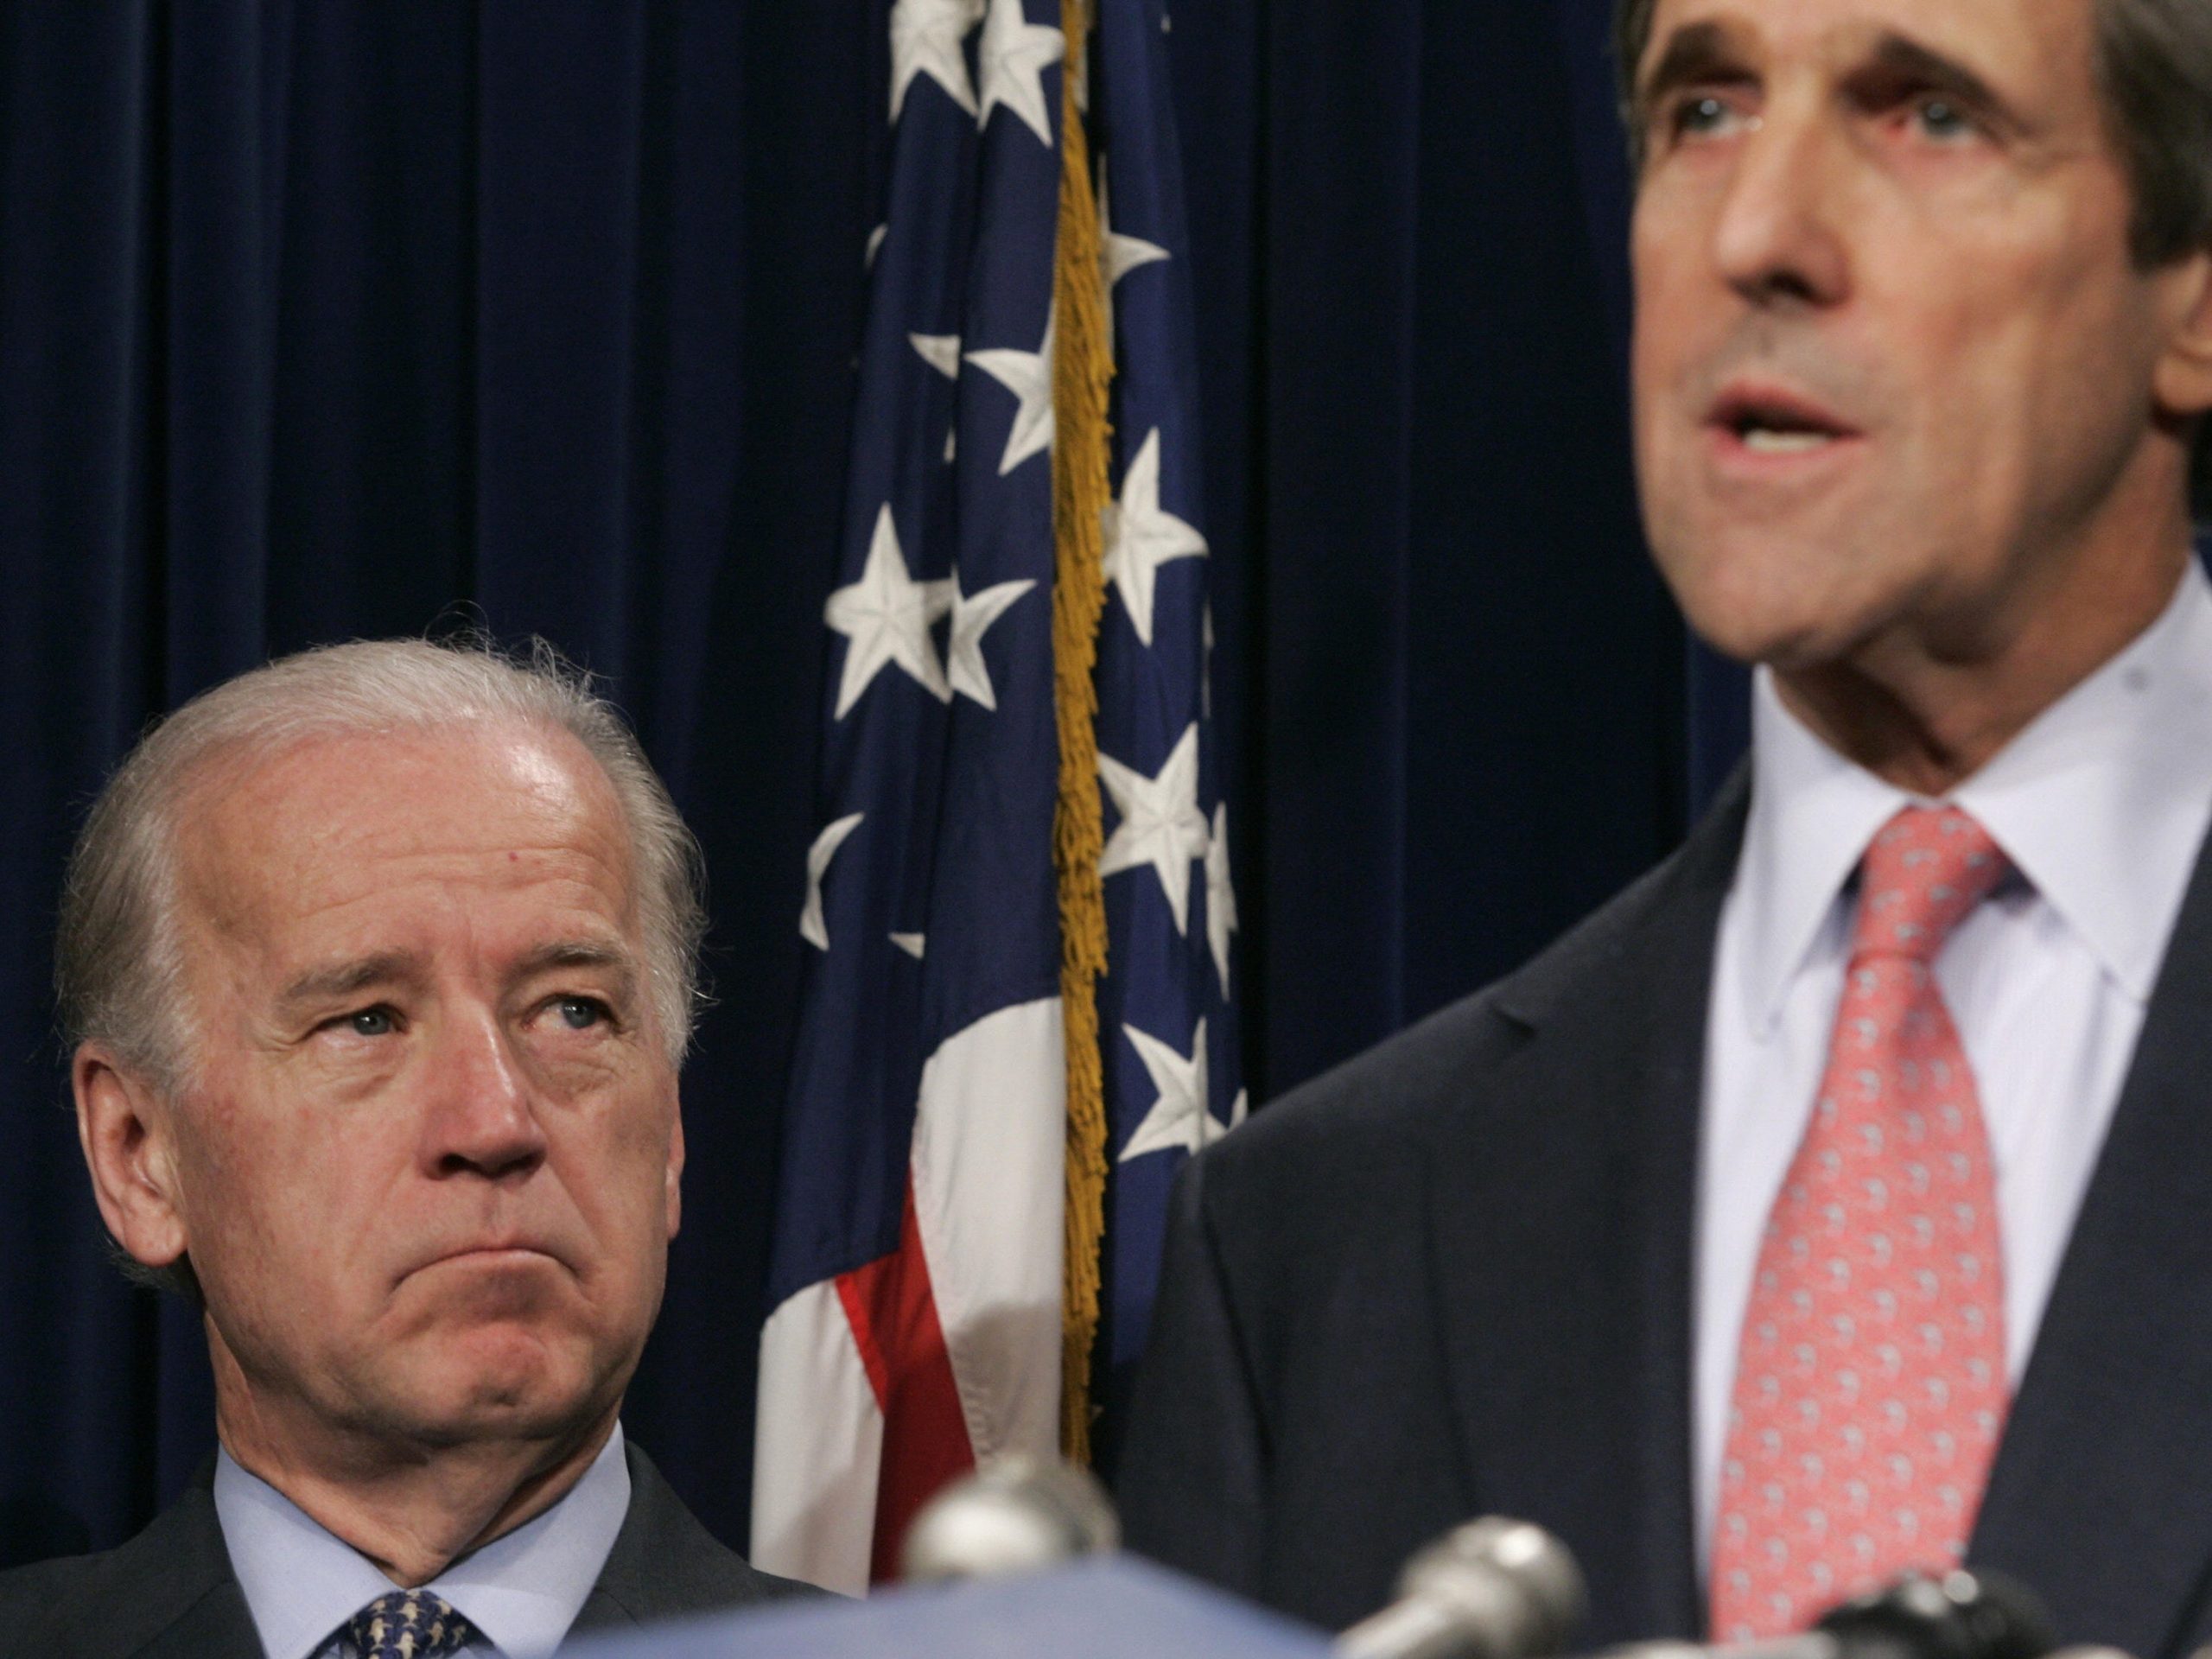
[1815,1570,2057,1659]
[1390,1517,1589,1659]
[896,1455,1121,1583]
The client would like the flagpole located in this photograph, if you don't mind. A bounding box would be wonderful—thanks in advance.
[1048,0,1114,1469]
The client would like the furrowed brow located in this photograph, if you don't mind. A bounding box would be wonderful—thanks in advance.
[516,939,642,1001]
[1635,20,1750,124]
[276,951,421,1016]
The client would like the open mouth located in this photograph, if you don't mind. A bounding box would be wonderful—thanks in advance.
[1738,424,1834,454]
[1708,387,1857,456]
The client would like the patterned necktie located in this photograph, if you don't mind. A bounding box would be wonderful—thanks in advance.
[1710,805,2012,1641]
[346,1589,480,1659]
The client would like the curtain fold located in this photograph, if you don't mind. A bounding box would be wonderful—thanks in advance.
[0,0,1726,1565]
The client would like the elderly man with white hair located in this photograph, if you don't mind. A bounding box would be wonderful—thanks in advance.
[0,640,813,1656]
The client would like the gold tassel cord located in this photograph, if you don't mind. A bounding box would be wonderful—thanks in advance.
[1051,0,1114,1468]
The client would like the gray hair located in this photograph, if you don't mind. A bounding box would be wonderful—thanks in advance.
[59,634,707,1095]
[1611,0,2212,511]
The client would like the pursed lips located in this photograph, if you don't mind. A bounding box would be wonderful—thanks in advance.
[402,1236,572,1281]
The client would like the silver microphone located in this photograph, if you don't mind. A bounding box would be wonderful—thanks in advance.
[1605,1569,2063,1659]
[1337,1517,1588,1659]
[896,1454,1122,1583]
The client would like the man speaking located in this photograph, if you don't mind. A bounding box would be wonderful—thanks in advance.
[0,642,808,1653]
[1119,0,2212,1651]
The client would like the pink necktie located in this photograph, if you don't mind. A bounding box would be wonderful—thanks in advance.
[1710,805,2012,1641]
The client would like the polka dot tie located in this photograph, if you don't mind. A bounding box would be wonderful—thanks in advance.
[1709,805,2012,1641]
[345,1588,480,1659]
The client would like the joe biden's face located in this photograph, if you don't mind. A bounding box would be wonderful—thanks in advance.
[1628,0,2204,673]
[149,721,683,1454]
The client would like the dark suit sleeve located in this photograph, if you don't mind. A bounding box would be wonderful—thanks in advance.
[1114,1149,1271,1598]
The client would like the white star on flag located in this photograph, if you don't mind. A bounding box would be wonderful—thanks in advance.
[976,0,1065,148]
[1098,157,1168,344]
[825,505,956,718]
[1103,428,1207,645]
[946,570,1036,710]
[891,0,983,120]
[966,305,1055,476]
[1098,722,1209,935]
[1119,1018,1240,1162]
[889,931,926,960]
[800,814,865,950]
[1206,802,1237,995]
[909,333,962,378]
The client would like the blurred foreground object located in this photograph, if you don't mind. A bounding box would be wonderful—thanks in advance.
[898,1454,1120,1583]
[1338,1517,1586,1659]
[1607,1572,2058,1659]
[563,1554,1329,1659]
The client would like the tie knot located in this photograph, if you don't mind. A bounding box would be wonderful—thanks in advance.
[1851,805,2009,963]
[346,1589,478,1659]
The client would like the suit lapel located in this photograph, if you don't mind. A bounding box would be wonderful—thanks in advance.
[1970,823,2212,1657]
[1423,775,1747,1646]
[572,1441,814,1630]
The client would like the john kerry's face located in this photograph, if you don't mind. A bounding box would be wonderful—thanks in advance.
[1630,0,2192,668]
[162,723,683,1451]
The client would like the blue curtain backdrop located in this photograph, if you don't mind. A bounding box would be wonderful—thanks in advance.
[0,0,1736,1564]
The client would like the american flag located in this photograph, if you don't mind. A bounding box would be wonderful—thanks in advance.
[751,0,1239,1595]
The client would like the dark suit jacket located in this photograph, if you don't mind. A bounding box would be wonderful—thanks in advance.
[1117,772,2212,1656]
[0,1440,817,1656]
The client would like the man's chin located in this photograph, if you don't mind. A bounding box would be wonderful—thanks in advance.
[371,1322,618,1446]
[1659,548,1877,670]
[1677,596,1858,672]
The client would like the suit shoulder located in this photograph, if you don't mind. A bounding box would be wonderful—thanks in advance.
[586,1443,824,1627]
[0,1549,92,1619]
[0,1484,249,1656]
[1212,810,1729,1181]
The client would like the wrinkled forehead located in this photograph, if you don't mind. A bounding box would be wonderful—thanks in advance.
[169,719,643,950]
[1632,0,2095,104]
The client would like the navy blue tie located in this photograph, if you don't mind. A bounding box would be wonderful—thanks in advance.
[346,1589,479,1658]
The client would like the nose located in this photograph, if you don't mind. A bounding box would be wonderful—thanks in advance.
[423,1012,549,1182]
[1711,102,1850,308]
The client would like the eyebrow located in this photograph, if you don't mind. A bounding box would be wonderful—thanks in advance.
[514,938,643,1003]
[1634,23,2013,127]
[276,951,422,1016]
[1633,19,1745,124]
[273,939,641,1017]
[1851,32,2010,121]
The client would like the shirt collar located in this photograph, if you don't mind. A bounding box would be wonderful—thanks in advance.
[1735,558,2212,1029]
[214,1422,631,1659]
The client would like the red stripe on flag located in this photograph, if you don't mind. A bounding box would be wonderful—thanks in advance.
[834,1174,976,1581]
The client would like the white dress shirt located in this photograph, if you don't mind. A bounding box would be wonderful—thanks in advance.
[1692,561,2212,1575]
[213,1422,632,1659]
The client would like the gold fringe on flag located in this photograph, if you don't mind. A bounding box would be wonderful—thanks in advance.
[1050,0,1114,1467]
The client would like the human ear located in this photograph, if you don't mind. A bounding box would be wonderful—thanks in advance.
[664,1101,686,1241]
[73,1044,190,1270]
[2151,247,2212,418]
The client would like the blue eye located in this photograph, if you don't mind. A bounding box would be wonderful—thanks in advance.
[1677,94,1731,134]
[348,1008,395,1037]
[1915,98,1973,139]
[556,997,606,1030]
